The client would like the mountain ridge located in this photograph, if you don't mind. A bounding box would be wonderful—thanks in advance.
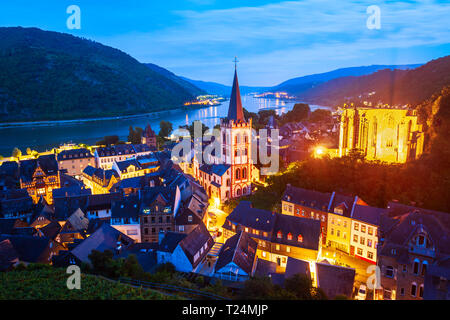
[0,27,201,122]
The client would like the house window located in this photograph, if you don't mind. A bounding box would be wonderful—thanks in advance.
[421,261,428,276]
[262,251,267,258]
[413,259,420,275]
[179,225,185,232]
[361,225,366,233]
[411,283,417,297]
[402,265,407,273]
[368,227,373,235]
[367,239,372,248]
[297,235,303,243]
[286,246,291,253]
[277,231,282,239]
[353,235,358,242]
[354,223,359,231]
[357,248,363,256]
[367,251,374,260]
[419,284,424,298]
[276,244,280,251]
[287,233,293,240]
[400,288,405,296]
[360,237,365,245]
[330,228,334,235]
[385,266,394,278]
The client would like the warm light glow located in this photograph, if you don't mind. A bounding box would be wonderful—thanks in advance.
[314,146,326,158]
[214,197,220,208]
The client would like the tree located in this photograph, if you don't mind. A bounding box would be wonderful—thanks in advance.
[120,254,145,278]
[11,147,22,159]
[284,273,315,300]
[239,277,276,299]
[159,120,173,139]
[309,108,332,123]
[128,126,143,144]
[279,103,310,124]
[96,135,119,146]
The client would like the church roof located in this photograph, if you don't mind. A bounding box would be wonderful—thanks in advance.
[227,69,245,122]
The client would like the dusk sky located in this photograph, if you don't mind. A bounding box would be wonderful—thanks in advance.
[1,0,449,86]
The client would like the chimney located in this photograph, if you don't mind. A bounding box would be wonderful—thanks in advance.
[158,230,165,245]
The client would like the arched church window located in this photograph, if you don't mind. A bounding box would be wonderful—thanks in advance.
[242,168,247,179]
[235,169,240,180]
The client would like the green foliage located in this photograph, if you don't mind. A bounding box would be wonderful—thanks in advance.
[279,103,311,125]
[11,147,21,158]
[96,135,120,146]
[0,27,196,122]
[309,108,332,123]
[128,126,143,144]
[0,266,172,300]
[159,120,173,139]
[154,262,176,274]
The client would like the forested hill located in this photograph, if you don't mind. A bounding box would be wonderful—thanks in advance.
[0,27,200,122]
[297,55,450,107]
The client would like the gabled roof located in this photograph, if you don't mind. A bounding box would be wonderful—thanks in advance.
[179,223,214,269]
[111,196,140,219]
[66,208,89,231]
[227,68,245,122]
[0,218,28,234]
[158,232,187,253]
[57,148,93,161]
[0,234,53,263]
[19,154,59,182]
[225,201,276,232]
[71,223,134,263]
[316,262,356,299]
[0,239,19,271]
[115,158,141,172]
[199,163,230,177]
[282,185,332,212]
[86,192,123,211]
[215,231,258,275]
[175,207,202,226]
[351,204,385,226]
[40,221,62,240]
[285,257,311,280]
[272,214,321,251]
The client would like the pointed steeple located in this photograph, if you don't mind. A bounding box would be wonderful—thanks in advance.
[227,66,245,122]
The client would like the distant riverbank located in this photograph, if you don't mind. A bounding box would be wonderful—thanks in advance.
[0,108,186,129]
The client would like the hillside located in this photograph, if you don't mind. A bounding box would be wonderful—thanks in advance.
[145,63,206,97]
[180,76,269,96]
[297,56,450,107]
[0,266,174,300]
[274,64,421,96]
[0,27,198,122]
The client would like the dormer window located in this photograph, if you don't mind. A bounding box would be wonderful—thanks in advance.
[277,231,282,239]
[287,233,293,241]
[297,235,303,243]
[188,215,193,222]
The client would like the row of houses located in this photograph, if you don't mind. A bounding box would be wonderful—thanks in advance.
[278,184,450,300]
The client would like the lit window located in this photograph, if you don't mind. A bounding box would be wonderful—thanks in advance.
[287,233,293,240]
[277,231,282,239]
[297,235,303,243]
[354,223,359,231]
[361,225,366,233]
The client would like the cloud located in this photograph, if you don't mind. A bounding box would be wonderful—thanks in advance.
[97,0,450,85]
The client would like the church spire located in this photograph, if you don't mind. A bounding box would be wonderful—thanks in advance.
[227,59,245,122]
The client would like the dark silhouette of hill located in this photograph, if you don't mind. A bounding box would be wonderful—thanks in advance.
[0,27,200,122]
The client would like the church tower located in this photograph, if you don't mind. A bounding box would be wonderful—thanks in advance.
[220,66,253,198]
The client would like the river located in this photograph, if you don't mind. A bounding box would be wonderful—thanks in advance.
[0,96,326,156]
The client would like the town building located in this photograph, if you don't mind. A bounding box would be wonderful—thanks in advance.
[81,165,120,194]
[157,223,214,273]
[349,204,384,264]
[142,124,158,149]
[377,202,450,300]
[57,148,95,178]
[281,185,367,246]
[193,67,257,202]
[94,144,153,170]
[214,231,258,281]
[19,154,60,204]
[223,201,322,269]
[110,195,141,242]
[112,155,159,179]
[338,106,424,163]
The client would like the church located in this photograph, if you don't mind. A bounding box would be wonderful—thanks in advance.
[192,67,258,202]
[338,105,424,163]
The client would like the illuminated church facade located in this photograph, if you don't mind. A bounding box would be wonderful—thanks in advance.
[338,106,424,163]
[193,67,257,202]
